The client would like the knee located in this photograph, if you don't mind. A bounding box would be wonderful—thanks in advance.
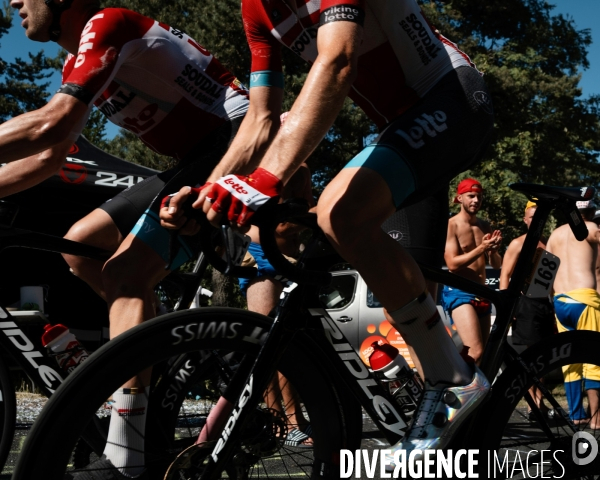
[316,199,379,259]
[63,222,92,273]
[102,254,152,298]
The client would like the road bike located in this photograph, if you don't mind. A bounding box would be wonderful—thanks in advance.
[12,183,600,479]
[0,200,221,477]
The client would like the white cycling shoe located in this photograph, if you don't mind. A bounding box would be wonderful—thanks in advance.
[386,366,490,467]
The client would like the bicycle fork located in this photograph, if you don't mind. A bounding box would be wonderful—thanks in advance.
[199,309,302,479]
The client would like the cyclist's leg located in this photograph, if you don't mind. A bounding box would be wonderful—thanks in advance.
[12,310,361,479]
[62,172,175,298]
[317,65,494,454]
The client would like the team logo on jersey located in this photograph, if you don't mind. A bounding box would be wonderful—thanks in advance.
[320,5,365,26]
[394,110,448,149]
[388,230,404,242]
[473,91,493,115]
[75,13,105,68]
[399,13,442,66]
[289,27,318,57]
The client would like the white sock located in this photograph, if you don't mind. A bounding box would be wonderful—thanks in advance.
[103,386,149,477]
[389,292,472,387]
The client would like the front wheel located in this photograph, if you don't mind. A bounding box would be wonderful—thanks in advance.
[0,356,16,473]
[477,330,600,479]
[13,308,361,479]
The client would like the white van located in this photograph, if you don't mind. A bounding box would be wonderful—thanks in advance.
[321,268,501,368]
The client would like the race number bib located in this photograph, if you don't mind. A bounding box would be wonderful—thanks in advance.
[525,248,560,298]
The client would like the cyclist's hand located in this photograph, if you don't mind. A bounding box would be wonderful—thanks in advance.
[201,168,282,228]
[159,186,205,236]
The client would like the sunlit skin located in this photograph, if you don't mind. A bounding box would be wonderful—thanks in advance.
[6,0,154,391]
[11,0,54,42]
[547,211,600,428]
[444,187,502,364]
[157,17,470,387]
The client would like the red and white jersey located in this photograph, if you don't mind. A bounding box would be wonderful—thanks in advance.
[243,0,473,128]
[61,8,249,160]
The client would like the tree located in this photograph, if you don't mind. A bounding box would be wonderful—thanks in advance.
[420,0,600,241]
[0,7,61,121]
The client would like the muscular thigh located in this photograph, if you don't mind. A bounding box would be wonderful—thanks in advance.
[381,189,449,268]
[346,65,494,209]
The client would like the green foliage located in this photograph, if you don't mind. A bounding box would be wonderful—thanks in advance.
[0,50,58,121]
[82,109,110,149]
[421,0,600,244]
[0,4,64,121]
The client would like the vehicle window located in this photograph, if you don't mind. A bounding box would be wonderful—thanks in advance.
[320,274,357,309]
[367,288,382,308]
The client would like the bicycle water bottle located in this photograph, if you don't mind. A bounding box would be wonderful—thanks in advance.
[368,341,423,414]
[41,324,89,374]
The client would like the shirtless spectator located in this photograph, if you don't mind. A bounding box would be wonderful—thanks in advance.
[443,178,502,364]
[547,200,600,428]
[594,209,600,293]
[500,201,555,420]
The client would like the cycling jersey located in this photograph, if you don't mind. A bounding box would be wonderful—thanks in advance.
[243,0,472,128]
[60,8,249,160]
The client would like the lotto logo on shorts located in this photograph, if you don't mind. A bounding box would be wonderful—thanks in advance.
[395,111,448,149]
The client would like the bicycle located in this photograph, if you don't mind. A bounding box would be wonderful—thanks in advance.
[0,200,223,477]
[12,183,600,479]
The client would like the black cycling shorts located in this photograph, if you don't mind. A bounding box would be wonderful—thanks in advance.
[345,65,494,210]
[100,117,243,237]
[381,188,449,268]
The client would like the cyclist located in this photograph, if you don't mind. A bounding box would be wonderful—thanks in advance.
[6,0,248,477]
[162,0,495,458]
[443,178,502,364]
[547,200,600,428]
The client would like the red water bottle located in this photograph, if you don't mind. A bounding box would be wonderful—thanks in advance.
[369,341,422,412]
[41,324,89,374]
[369,341,411,380]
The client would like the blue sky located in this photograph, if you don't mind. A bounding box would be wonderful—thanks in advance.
[1,0,599,140]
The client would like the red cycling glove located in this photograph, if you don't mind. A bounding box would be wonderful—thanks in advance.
[209,168,283,225]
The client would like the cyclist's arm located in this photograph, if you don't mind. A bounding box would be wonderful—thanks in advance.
[0,136,75,198]
[0,94,87,164]
[205,86,283,183]
[258,20,362,184]
[499,238,521,290]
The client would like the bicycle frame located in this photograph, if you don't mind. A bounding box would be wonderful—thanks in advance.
[201,191,587,477]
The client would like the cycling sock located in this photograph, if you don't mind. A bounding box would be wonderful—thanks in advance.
[103,386,149,477]
[389,292,472,387]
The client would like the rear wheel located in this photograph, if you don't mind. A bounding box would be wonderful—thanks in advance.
[13,308,361,479]
[0,357,16,472]
[478,331,600,479]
